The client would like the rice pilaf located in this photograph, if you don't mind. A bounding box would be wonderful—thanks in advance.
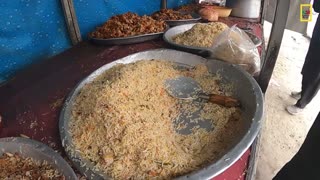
[172,22,229,48]
[70,60,242,179]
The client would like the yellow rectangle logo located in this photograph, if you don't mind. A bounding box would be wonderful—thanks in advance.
[300,4,312,22]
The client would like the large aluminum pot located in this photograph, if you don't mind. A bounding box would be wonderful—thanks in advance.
[60,49,264,180]
[226,0,262,18]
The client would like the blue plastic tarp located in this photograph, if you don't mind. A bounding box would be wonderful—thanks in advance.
[0,0,71,83]
[0,0,191,84]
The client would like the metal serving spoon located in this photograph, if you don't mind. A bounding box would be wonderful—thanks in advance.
[164,76,240,107]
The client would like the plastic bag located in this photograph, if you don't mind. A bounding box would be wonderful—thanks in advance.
[209,25,261,75]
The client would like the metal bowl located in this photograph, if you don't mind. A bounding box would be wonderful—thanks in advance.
[163,23,262,56]
[0,137,77,180]
[60,49,263,180]
[90,32,164,46]
[165,13,202,27]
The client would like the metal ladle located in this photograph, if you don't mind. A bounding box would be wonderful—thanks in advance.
[164,76,240,107]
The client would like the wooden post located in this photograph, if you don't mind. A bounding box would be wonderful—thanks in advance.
[258,0,290,93]
[161,0,167,9]
[247,0,289,179]
[60,0,82,45]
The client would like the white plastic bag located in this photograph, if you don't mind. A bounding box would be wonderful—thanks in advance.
[209,25,261,75]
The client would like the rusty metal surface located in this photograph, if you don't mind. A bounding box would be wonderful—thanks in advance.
[0,17,263,180]
[0,41,164,146]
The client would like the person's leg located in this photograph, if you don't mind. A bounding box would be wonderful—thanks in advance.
[287,76,320,114]
[273,112,320,180]
[296,75,320,108]
[287,17,320,114]
[286,75,309,114]
[301,17,320,76]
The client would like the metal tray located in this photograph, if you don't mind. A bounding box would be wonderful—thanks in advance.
[165,13,202,27]
[0,137,77,180]
[163,23,262,56]
[90,32,164,46]
[59,49,263,180]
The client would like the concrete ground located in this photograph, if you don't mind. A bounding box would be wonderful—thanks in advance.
[255,21,320,180]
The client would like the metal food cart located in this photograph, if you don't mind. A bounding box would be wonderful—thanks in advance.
[0,0,290,179]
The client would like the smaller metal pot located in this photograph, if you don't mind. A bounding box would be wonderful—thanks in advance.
[226,0,262,18]
[0,137,77,180]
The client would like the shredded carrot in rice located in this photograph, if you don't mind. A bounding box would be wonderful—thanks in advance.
[70,60,242,179]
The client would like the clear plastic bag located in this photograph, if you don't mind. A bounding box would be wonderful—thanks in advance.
[209,25,261,75]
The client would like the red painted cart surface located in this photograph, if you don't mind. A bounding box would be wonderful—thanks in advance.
[0,18,262,180]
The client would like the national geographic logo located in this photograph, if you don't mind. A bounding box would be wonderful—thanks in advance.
[300,4,312,22]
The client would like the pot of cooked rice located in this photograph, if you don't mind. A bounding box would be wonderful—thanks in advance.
[59,49,263,180]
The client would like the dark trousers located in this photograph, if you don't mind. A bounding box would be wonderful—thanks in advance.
[273,112,320,180]
[296,16,320,109]
[296,74,320,108]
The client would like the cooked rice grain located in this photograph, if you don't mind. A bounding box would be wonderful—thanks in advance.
[0,153,64,179]
[172,22,229,48]
[70,60,242,179]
